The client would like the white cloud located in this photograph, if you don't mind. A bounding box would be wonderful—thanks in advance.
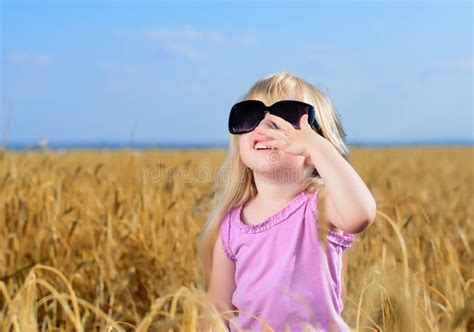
[142,26,224,45]
[419,57,473,81]
[125,65,138,74]
[161,43,202,60]
[113,25,259,60]
[7,52,53,66]
[37,54,53,65]
[431,58,473,71]
[238,35,258,47]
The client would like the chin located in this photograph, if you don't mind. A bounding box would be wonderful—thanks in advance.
[246,161,283,174]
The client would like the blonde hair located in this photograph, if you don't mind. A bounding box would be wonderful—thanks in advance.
[195,71,350,292]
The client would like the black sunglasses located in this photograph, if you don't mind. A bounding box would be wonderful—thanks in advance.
[228,99,324,136]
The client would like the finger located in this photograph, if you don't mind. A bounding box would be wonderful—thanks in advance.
[300,114,310,130]
[255,126,288,141]
[266,114,294,131]
[258,113,277,129]
[264,139,287,149]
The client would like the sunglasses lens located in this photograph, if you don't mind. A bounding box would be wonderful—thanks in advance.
[272,102,312,129]
[229,101,264,134]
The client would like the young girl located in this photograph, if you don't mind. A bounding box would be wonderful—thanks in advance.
[196,72,376,331]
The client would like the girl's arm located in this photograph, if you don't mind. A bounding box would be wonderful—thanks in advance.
[306,135,377,234]
[255,113,376,235]
[200,236,237,331]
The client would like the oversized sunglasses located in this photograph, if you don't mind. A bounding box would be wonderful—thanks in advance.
[228,99,323,136]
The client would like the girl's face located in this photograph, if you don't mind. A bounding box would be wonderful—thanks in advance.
[238,113,306,179]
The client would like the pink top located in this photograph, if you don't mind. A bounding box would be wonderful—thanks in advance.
[219,189,355,331]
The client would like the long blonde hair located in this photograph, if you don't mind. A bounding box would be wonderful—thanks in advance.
[195,71,350,292]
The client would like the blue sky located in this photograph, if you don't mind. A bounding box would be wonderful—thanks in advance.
[1,0,472,146]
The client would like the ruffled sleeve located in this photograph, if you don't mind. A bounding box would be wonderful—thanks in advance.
[327,226,355,252]
[220,211,237,262]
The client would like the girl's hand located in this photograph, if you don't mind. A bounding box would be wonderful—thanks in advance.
[254,113,324,165]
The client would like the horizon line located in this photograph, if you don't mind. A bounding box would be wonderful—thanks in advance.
[2,138,473,151]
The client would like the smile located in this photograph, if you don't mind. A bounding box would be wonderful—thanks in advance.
[253,139,276,150]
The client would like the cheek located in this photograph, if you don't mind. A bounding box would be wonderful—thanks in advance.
[238,136,252,161]
[238,137,247,153]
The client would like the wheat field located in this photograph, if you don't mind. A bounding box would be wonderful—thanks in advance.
[0,147,472,331]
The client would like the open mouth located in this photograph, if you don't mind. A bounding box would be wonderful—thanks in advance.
[253,139,277,150]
